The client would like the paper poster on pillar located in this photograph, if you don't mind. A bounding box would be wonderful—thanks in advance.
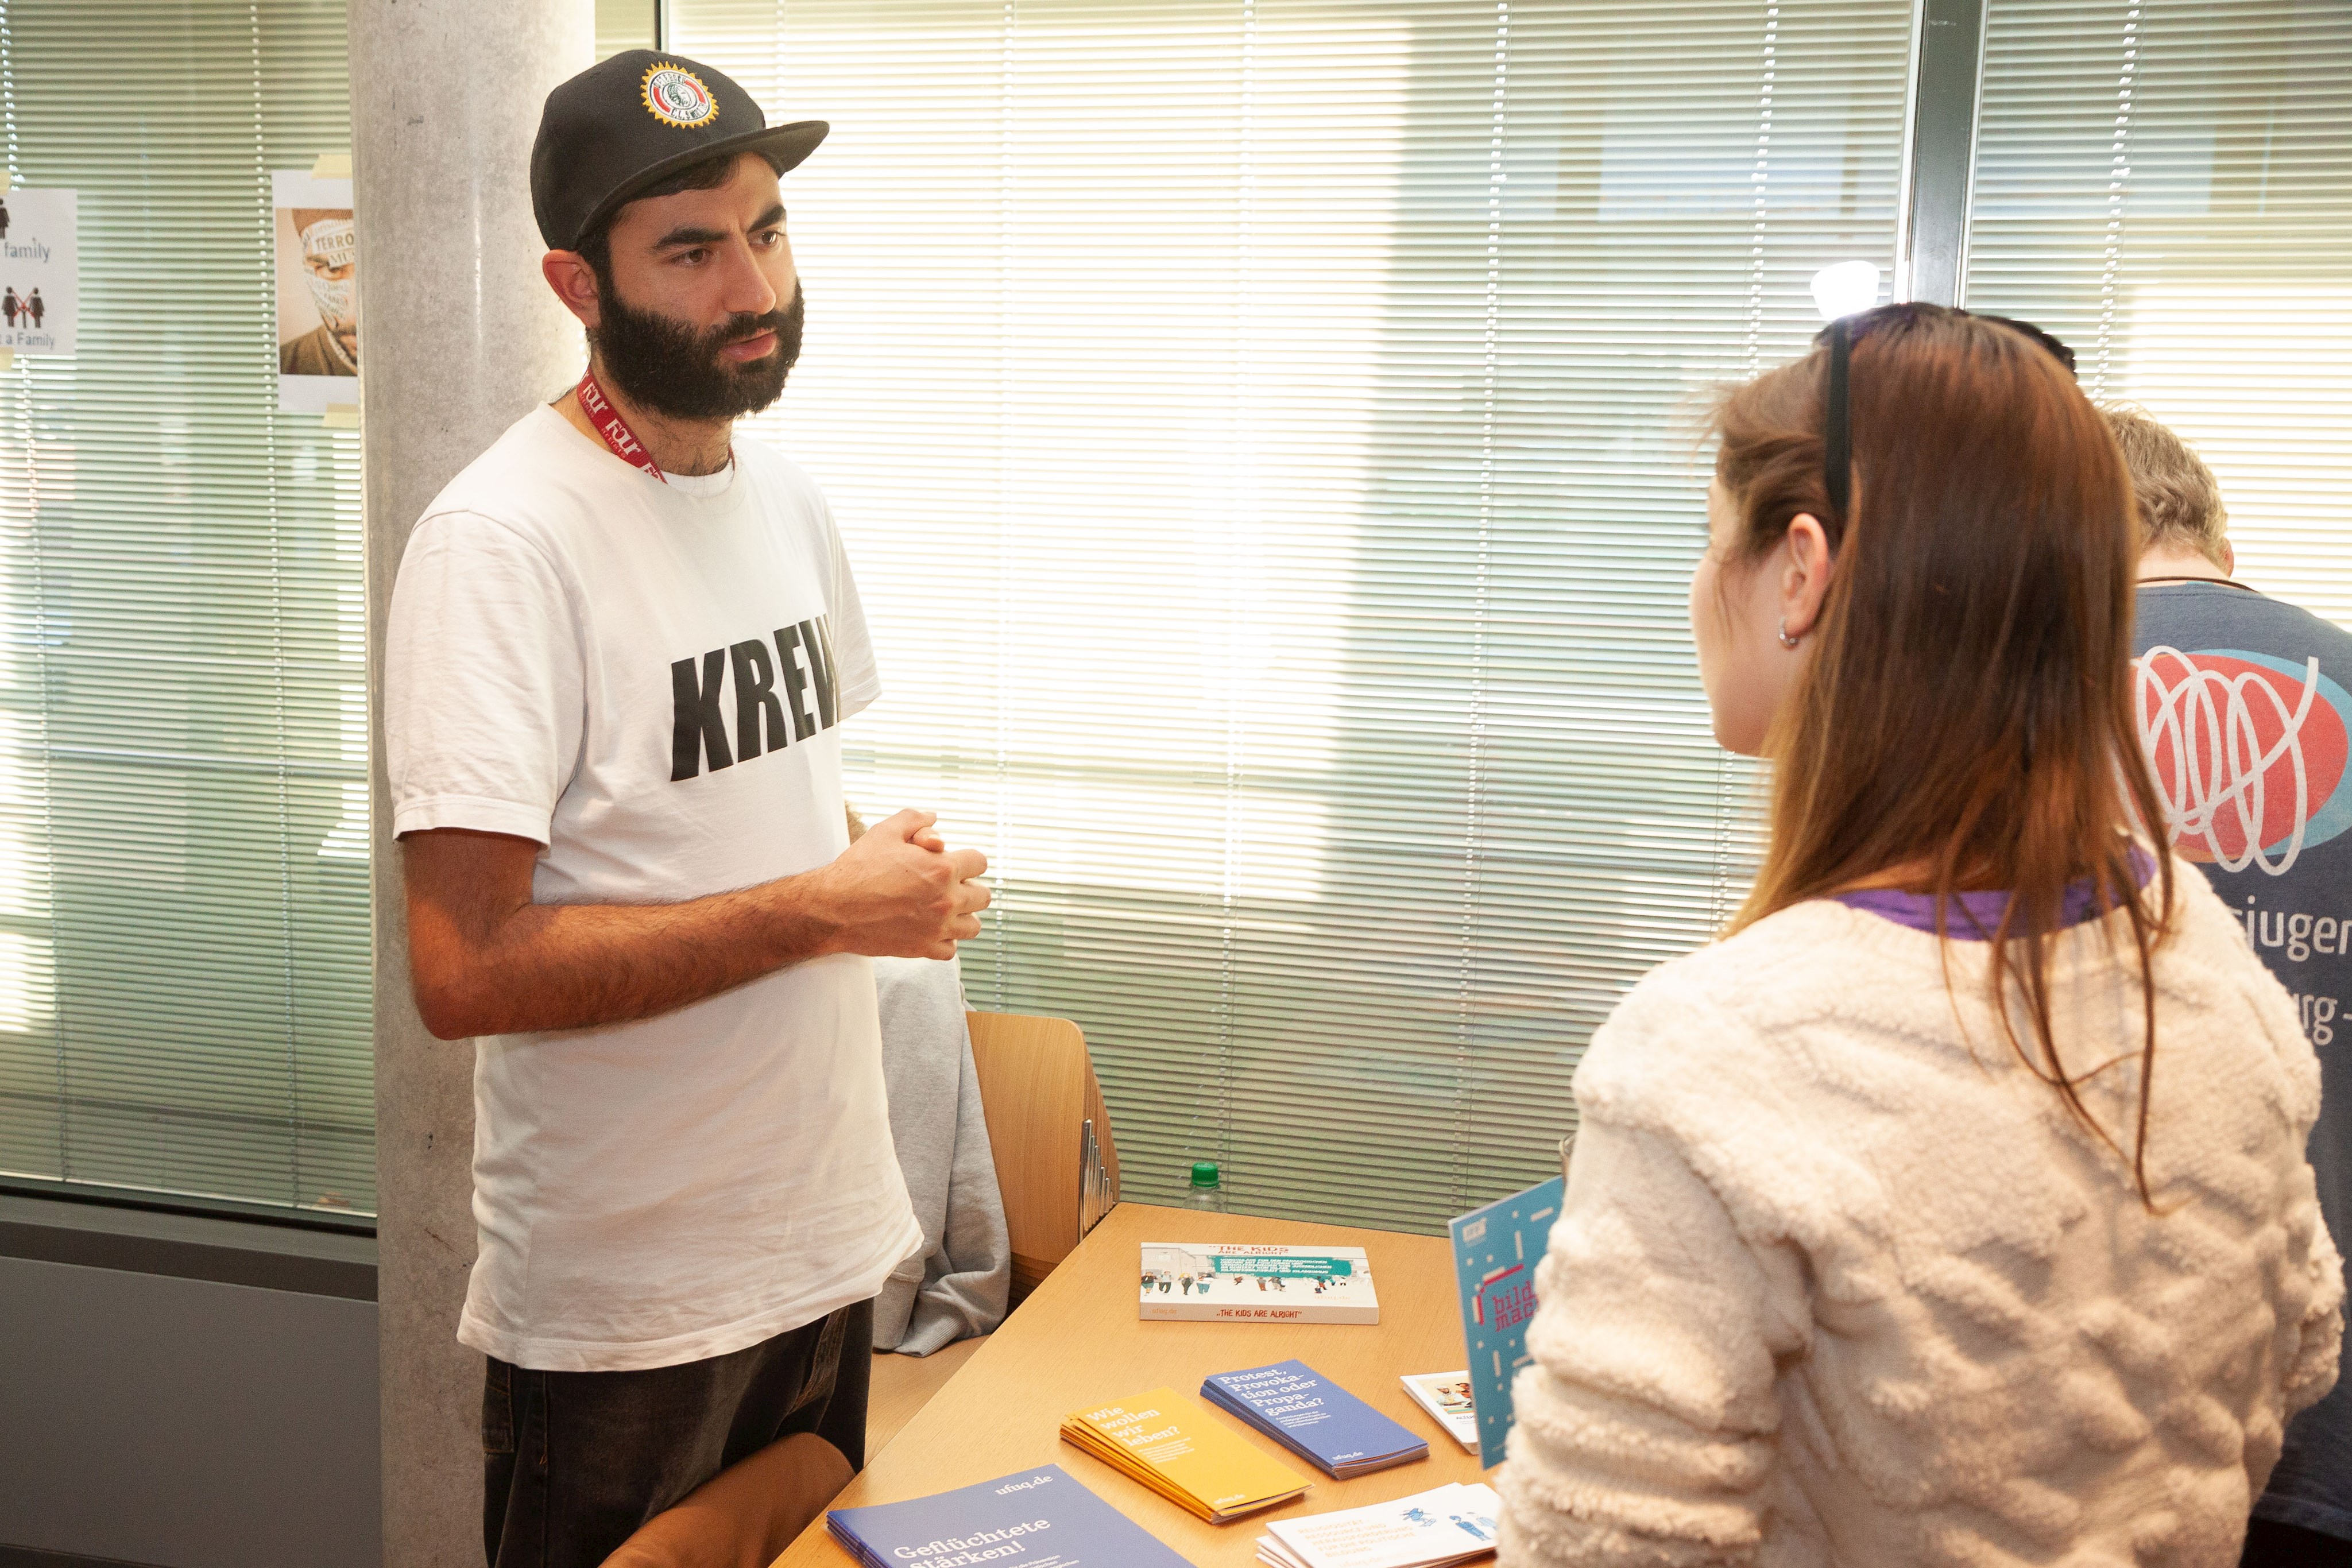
[0,188,79,355]
[274,171,359,412]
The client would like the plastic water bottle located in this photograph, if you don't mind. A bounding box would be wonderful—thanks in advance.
[1184,1160,1227,1212]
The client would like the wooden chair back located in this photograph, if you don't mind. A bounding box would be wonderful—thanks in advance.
[597,1431,850,1568]
[964,1011,1121,1303]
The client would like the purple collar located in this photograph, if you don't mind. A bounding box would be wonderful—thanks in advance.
[1832,847,2156,939]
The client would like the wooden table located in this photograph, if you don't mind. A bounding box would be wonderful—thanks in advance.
[776,1202,1491,1565]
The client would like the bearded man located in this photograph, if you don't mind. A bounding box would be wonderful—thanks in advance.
[382,51,989,1567]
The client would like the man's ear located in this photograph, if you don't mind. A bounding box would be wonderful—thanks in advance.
[541,250,601,331]
[1780,512,1836,640]
[2218,538,2237,575]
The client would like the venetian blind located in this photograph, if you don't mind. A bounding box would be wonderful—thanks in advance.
[0,1,374,1214]
[1967,0,2352,625]
[671,0,1913,1230]
[597,0,662,60]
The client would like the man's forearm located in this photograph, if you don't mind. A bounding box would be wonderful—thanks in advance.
[413,874,837,1039]
[403,810,984,1039]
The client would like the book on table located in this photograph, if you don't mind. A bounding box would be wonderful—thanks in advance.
[1140,1241,1380,1323]
[1200,1359,1429,1479]
[1448,1175,1564,1467]
[1059,1384,1310,1523]
[1255,1481,1502,1568]
[1397,1372,1479,1452]
[825,1464,1201,1568]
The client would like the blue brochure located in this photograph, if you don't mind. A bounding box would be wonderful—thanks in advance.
[826,1464,1198,1568]
[1200,1358,1429,1478]
[1448,1174,1565,1468]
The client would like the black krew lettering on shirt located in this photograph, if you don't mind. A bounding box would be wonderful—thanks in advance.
[670,613,844,781]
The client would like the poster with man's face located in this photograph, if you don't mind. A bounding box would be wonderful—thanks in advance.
[273,171,357,412]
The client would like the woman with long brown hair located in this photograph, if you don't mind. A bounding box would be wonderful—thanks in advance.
[1495,305,2341,1566]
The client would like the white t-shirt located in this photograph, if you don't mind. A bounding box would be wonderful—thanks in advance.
[384,404,921,1373]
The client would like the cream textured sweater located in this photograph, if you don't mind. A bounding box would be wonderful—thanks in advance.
[1496,862,2343,1567]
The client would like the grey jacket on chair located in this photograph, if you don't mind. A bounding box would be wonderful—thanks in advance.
[871,957,1012,1355]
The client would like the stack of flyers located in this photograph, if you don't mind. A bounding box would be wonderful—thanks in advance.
[826,1464,1200,1567]
[1201,1360,1428,1479]
[1060,1384,1310,1523]
[1256,1482,1502,1568]
[1398,1372,1479,1451]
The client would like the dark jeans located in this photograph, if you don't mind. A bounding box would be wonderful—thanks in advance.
[482,1298,871,1568]
[2243,1516,2352,1568]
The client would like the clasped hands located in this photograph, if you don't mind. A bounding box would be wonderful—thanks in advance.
[807,808,991,962]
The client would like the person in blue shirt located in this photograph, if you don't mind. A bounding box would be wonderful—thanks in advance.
[2115,403,2352,1566]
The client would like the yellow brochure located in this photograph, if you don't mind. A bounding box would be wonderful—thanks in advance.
[1061,1385,1308,1522]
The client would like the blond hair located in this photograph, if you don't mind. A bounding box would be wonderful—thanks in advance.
[2102,404,2227,566]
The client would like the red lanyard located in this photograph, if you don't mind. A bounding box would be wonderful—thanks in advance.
[577,369,668,483]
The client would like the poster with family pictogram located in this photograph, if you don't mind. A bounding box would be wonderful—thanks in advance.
[0,187,78,355]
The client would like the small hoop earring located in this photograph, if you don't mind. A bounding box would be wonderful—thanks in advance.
[1778,618,1801,649]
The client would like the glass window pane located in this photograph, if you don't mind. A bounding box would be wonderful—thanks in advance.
[1968,0,2352,624]
[0,0,374,1216]
[672,0,1912,1227]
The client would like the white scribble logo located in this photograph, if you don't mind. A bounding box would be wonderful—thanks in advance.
[2134,646,2330,875]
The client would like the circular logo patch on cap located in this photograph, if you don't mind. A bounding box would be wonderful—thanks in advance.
[641,63,718,129]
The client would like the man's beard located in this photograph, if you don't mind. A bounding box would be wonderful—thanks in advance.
[589,279,804,421]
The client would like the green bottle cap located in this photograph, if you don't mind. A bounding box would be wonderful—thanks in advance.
[1190,1160,1220,1188]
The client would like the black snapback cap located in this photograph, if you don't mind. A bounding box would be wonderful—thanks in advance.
[531,49,827,251]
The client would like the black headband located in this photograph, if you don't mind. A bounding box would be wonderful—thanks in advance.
[1823,317,1854,524]
[1815,305,2074,530]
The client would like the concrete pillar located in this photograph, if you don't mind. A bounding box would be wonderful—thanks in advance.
[349,2,593,1562]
